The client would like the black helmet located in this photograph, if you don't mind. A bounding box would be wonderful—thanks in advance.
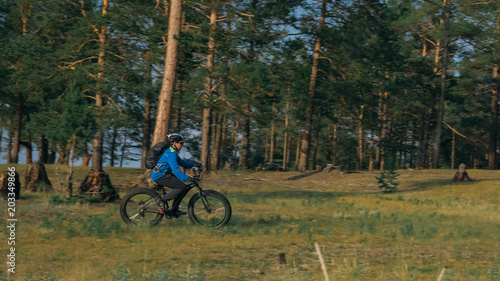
[168,132,184,143]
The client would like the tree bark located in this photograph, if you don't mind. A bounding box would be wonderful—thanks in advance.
[66,135,76,197]
[152,0,183,145]
[489,64,499,169]
[22,139,32,164]
[378,92,388,170]
[369,130,375,171]
[141,52,153,168]
[210,113,223,170]
[11,4,31,164]
[358,105,364,170]
[110,127,117,167]
[232,118,239,159]
[201,3,217,170]
[298,0,327,171]
[269,104,275,168]
[12,91,23,164]
[38,135,49,164]
[283,99,290,171]
[82,144,91,167]
[120,133,127,168]
[91,0,109,172]
[432,0,451,169]
[416,89,434,168]
[238,108,250,170]
[332,121,339,166]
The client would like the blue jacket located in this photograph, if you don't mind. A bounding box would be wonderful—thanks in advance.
[151,147,195,182]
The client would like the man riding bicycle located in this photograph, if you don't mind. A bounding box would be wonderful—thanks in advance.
[151,133,202,217]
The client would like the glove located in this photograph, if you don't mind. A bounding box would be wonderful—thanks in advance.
[195,163,203,169]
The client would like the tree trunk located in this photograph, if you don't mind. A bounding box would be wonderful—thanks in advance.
[25,138,32,164]
[378,92,388,170]
[283,98,290,171]
[451,131,455,170]
[312,128,320,170]
[7,131,12,164]
[92,0,109,172]
[220,114,228,165]
[152,0,182,145]
[201,3,217,170]
[141,54,153,168]
[110,127,117,167]
[416,90,433,168]
[232,118,239,159]
[238,109,250,170]
[358,105,364,170]
[11,4,30,164]
[269,104,275,168]
[298,0,327,171]
[489,64,499,169]
[369,130,375,171]
[120,133,127,168]
[38,135,49,164]
[295,137,300,169]
[432,0,451,169]
[82,144,91,167]
[171,79,183,133]
[332,121,339,166]
[12,91,23,164]
[66,135,76,198]
[210,113,223,170]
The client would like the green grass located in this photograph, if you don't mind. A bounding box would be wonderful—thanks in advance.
[1,165,499,280]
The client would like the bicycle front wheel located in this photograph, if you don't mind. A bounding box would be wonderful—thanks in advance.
[120,188,163,226]
[188,190,231,227]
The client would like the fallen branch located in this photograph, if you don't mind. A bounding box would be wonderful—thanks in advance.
[437,268,446,281]
[315,242,330,281]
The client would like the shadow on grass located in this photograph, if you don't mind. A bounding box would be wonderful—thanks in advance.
[285,171,322,181]
[405,178,478,190]
[226,214,328,228]
[227,189,347,203]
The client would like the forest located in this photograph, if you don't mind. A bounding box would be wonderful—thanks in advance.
[0,0,498,172]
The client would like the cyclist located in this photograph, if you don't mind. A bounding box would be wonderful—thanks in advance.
[151,133,201,216]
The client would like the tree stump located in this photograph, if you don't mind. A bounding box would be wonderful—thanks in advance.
[78,172,118,202]
[453,163,472,182]
[25,161,52,192]
[0,171,21,199]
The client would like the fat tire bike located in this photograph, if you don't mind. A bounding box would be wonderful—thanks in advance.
[119,168,231,227]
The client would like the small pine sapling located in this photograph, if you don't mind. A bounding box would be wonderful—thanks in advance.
[376,169,400,193]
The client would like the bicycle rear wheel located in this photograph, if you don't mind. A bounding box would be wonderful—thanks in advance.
[187,190,231,227]
[120,188,163,226]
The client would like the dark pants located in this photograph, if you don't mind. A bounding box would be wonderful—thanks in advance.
[154,174,187,210]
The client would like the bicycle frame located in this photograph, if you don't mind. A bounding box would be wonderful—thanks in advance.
[156,168,206,217]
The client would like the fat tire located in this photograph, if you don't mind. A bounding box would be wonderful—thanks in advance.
[120,187,163,225]
[187,190,231,227]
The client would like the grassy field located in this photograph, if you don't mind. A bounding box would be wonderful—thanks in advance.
[1,164,499,280]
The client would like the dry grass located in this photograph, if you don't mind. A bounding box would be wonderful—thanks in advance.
[1,165,499,280]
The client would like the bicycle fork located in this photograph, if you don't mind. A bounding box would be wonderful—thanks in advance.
[197,189,213,213]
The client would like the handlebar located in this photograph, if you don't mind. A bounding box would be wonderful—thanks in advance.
[190,167,203,183]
